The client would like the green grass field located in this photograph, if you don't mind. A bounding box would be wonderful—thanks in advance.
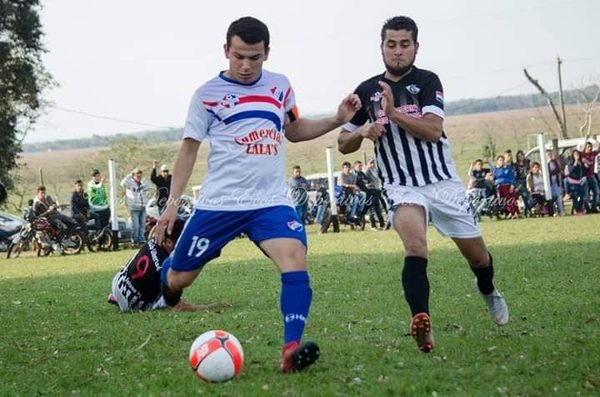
[1,215,599,396]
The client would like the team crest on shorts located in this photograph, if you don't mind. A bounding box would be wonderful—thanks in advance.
[287,220,304,232]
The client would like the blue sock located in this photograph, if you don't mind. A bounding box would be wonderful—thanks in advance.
[160,256,172,288]
[159,256,181,306]
[280,270,312,345]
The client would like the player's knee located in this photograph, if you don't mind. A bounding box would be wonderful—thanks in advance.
[467,251,490,268]
[403,239,427,257]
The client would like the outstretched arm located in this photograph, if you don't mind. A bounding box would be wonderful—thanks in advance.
[338,122,386,154]
[284,94,361,142]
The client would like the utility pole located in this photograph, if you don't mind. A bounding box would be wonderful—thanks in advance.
[557,56,567,138]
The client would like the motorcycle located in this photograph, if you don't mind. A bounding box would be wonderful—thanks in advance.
[31,217,85,256]
[5,222,33,258]
[0,215,22,253]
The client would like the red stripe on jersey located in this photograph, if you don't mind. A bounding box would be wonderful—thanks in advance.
[238,95,282,108]
[284,87,292,103]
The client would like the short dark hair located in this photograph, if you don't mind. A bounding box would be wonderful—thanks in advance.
[381,16,418,43]
[74,179,83,185]
[91,169,100,176]
[292,165,301,171]
[226,16,270,49]
[342,161,351,168]
[353,161,362,166]
[37,185,46,192]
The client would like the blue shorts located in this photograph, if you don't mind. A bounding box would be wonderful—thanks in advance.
[170,205,307,272]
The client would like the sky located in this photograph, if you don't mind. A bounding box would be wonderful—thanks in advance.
[26,0,600,143]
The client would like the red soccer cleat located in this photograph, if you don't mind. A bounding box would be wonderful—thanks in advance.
[279,341,320,373]
[410,312,435,353]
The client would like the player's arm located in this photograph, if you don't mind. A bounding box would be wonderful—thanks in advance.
[284,94,361,142]
[171,301,232,312]
[338,123,386,154]
[155,138,200,243]
[379,81,443,143]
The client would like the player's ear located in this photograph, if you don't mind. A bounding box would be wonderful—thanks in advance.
[224,43,230,59]
[415,41,419,54]
[263,46,270,61]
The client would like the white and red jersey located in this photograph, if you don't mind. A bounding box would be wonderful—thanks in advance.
[183,70,299,211]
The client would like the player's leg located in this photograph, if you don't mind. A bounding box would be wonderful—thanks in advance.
[160,209,244,307]
[250,206,319,372]
[392,204,434,353]
[452,237,509,325]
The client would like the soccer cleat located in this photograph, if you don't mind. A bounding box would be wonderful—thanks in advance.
[410,312,434,353]
[481,289,509,325]
[279,341,320,373]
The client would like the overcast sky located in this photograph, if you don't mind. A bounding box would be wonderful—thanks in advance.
[27,0,600,143]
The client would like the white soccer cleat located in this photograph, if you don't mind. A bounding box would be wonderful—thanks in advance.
[481,289,509,326]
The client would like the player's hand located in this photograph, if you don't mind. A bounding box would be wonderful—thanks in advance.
[378,81,396,117]
[155,202,177,244]
[359,122,386,141]
[172,301,232,312]
[153,160,157,168]
[335,94,361,123]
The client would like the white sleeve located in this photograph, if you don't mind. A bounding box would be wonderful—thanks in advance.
[182,91,212,142]
[284,85,296,113]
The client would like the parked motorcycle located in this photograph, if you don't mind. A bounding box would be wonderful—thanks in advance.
[31,217,85,256]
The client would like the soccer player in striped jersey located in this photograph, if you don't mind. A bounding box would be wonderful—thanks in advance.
[155,17,361,373]
[338,16,509,353]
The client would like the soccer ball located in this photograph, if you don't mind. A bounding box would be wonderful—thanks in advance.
[189,330,244,382]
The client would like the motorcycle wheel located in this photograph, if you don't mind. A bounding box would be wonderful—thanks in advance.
[62,231,84,255]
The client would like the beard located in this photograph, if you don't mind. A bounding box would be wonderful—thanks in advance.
[383,55,415,78]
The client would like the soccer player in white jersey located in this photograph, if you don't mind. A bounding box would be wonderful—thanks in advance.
[154,16,360,373]
[338,16,509,353]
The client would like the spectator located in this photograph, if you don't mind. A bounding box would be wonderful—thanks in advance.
[33,185,78,241]
[490,155,519,218]
[121,168,150,245]
[288,165,309,224]
[338,161,366,224]
[314,182,330,230]
[151,161,172,215]
[504,149,513,166]
[526,162,554,216]
[87,169,111,229]
[547,150,565,216]
[565,149,587,215]
[364,159,386,229]
[513,150,531,217]
[70,179,99,231]
[581,141,599,213]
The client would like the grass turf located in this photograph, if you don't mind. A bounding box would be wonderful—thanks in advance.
[1,215,599,396]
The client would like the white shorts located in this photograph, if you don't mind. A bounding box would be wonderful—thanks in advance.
[111,271,168,312]
[384,179,481,239]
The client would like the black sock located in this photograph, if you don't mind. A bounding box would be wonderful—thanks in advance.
[402,256,430,316]
[471,252,495,295]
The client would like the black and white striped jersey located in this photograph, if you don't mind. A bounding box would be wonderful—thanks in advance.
[342,67,459,187]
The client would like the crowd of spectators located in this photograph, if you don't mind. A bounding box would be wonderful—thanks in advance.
[25,162,172,249]
[467,138,600,218]
[288,159,387,231]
